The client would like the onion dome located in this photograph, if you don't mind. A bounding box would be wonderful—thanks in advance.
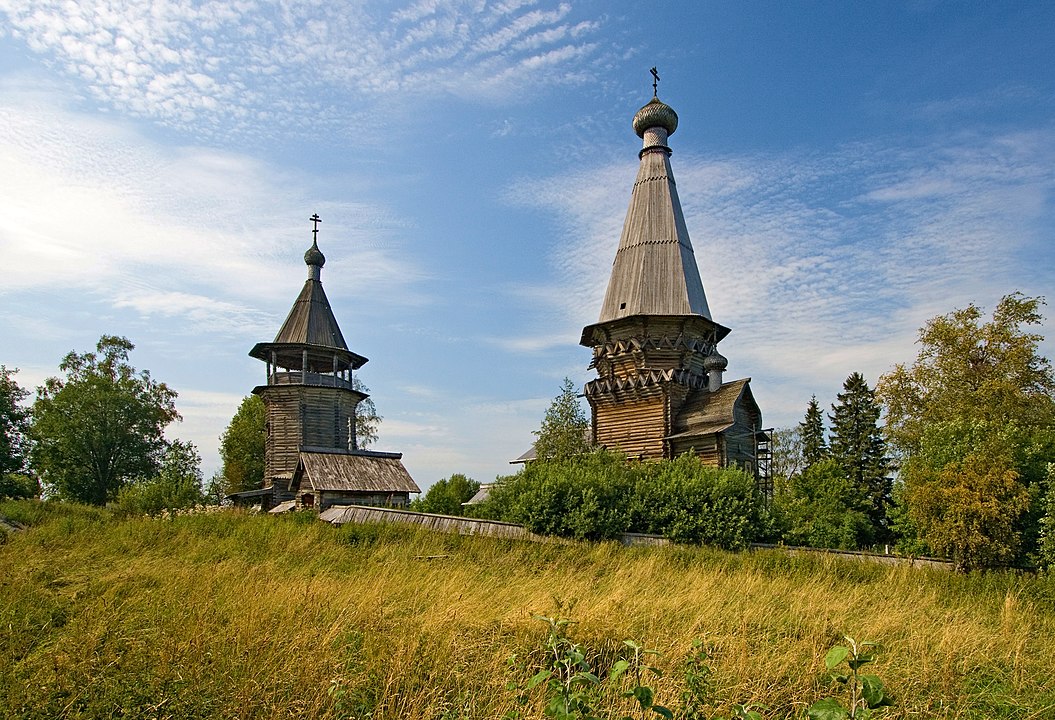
[304,240,326,268]
[703,351,728,372]
[633,96,678,138]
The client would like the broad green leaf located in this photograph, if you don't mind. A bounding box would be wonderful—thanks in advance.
[651,705,674,719]
[609,659,630,681]
[526,669,551,689]
[848,653,874,671]
[572,671,601,687]
[633,685,655,709]
[807,697,850,720]
[825,646,850,670]
[860,674,891,707]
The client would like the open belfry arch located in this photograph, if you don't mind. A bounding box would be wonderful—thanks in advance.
[238,215,419,511]
[580,72,771,493]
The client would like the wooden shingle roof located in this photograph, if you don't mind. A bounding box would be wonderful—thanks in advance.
[273,277,348,349]
[249,241,367,371]
[667,378,757,440]
[596,99,712,324]
[292,449,421,494]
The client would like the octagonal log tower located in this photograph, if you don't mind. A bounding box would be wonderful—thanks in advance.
[580,84,769,489]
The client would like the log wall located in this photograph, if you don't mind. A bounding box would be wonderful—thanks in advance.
[260,385,362,483]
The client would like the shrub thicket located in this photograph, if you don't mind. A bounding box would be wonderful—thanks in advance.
[484,450,770,548]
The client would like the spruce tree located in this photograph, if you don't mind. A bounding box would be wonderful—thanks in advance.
[829,372,890,535]
[799,395,827,470]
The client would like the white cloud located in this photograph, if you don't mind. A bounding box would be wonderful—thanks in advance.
[0,80,427,328]
[0,0,608,137]
[507,129,1055,428]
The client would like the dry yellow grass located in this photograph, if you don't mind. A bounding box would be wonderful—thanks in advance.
[2,504,1054,719]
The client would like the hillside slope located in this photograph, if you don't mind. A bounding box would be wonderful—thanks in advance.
[2,501,1053,719]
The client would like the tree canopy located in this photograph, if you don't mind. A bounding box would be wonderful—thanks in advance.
[828,372,890,534]
[0,366,29,478]
[0,366,36,499]
[219,395,265,495]
[30,336,179,505]
[879,292,1055,458]
[773,458,875,550]
[877,293,1055,568]
[799,395,827,470]
[532,377,591,461]
[114,439,205,516]
[411,473,480,516]
[352,376,381,449]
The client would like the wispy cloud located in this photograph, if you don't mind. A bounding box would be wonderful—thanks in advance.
[0,0,606,138]
[0,80,427,340]
[506,128,1055,426]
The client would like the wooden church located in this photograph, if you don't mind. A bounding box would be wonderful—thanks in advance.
[580,80,771,493]
[230,216,420,511]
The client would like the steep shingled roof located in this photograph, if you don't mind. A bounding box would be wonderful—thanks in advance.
[272,276,348,349]
[596,94,712,323]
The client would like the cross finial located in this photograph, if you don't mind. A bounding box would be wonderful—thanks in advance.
[310,213,322,243]
[650,66,660,97]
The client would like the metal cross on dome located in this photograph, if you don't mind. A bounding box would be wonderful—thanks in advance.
[650,66,660,97]
[310,213,322,242]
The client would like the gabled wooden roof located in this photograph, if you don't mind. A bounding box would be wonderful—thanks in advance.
[291,449,421,494]
[596,103,713,324]
[667,378,758,440]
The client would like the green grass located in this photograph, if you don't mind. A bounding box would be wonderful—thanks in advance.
[1,499,1054,719]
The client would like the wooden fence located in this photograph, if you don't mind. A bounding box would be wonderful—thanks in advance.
[317,504,953,570]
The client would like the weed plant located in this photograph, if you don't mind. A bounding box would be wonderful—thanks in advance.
[2,500,1054,718]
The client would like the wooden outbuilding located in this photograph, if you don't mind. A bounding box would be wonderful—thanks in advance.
[580,85,771,494]
[229,217,420,510]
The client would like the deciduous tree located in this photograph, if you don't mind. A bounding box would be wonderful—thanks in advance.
[0,366,30,477]
[352,376,381,449]
[411,473,480,516]
[773,458,874,550]
[115,439,205,516]
[877,293,1055,567]
[0,366,36,499]
[30,336,179,504]
[219,395,265,494]
[907,449,1030,571]
[770,425,804,482]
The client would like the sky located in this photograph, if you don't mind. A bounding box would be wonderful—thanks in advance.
[1,1,1053,490]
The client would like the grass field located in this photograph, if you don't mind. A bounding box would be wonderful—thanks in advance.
[2,500,1054,719]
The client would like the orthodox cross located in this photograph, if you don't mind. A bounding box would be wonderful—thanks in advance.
[650,66,660,97]
[310,213,322,242]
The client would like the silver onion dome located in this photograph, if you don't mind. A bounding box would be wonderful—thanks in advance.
[633,96,679,138]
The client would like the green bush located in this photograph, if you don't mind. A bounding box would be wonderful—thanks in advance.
[485,451,770,547]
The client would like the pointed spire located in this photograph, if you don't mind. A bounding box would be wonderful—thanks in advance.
[594,85,711,323]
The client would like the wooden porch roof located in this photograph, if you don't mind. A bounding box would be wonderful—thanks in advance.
[668,378,758,440]
[292,449,421,495]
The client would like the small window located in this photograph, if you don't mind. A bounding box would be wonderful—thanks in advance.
[619,302,626,310]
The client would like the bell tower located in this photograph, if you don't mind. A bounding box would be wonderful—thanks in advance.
[249,215,369,489]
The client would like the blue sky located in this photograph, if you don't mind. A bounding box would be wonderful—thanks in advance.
[1,1,1052,489]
